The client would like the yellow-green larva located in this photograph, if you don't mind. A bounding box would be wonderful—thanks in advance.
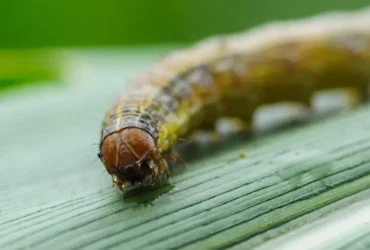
[99,7,370,190]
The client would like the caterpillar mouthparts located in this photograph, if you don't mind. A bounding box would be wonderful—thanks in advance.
[100,127,169,189]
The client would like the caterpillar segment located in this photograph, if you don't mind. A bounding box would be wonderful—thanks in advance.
[99,7,370,190]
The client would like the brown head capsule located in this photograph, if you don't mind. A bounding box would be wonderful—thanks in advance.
[99,127,169,190]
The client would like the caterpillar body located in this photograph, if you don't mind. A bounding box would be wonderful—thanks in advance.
[99,7,370,190]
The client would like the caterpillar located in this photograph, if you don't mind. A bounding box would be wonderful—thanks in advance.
[98,7,370,191]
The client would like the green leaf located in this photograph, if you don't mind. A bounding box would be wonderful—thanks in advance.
[1,49,370,250]
[0,49,67,92]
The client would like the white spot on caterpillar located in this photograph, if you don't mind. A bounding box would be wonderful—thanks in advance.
[187,66,213,87]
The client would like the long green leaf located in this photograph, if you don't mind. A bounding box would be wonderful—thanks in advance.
[1,49,370,250]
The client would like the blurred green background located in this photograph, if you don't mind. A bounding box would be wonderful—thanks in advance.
[0,0,369,48]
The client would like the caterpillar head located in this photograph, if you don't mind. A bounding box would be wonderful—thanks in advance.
[99,127,168,190]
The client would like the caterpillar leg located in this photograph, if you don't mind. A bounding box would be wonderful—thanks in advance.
[215,117,253,136]
[148,158,170,187]
[313,71,369,109]
[158,158,170,178]
[168,149,184,163]
[346,84,369,107]
[312,84,369,114]
[190,116,253,145]
[189,130,221,145]
[252,101,313,131]
[164,148,185,167]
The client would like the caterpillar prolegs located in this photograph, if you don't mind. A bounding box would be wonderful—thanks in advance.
[98,7,370,190]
